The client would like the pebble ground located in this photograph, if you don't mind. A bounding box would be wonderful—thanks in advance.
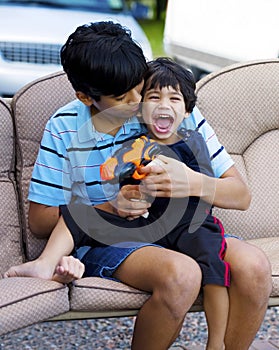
[0,307,278,349]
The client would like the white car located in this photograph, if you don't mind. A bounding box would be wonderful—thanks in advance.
[164,0,279,79]
[0,0,152,96]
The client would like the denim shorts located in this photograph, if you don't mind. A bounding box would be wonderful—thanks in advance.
[77,233,240,282]
[78,242,160,281]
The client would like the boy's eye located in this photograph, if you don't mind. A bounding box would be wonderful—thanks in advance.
[115,95,126,101]
[147,94,159,100]
[169,93,183,101]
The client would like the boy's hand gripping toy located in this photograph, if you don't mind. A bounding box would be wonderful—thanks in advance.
[100,136,161,184]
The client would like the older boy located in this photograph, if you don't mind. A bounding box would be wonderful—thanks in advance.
[6,21,271,350]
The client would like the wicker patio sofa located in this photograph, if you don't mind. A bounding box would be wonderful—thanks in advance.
[0,58,278,337]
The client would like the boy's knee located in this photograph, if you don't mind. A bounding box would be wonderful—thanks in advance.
[245,246,271,280]
[232,244,272,301]
[248,248,272,296]
[157,257,202,315]
[166,256,201,289]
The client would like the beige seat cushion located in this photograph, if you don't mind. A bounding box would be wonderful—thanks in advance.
[0,277,69,336]
[69,277,203,314]
[70,277,150,312]
[0,98,23,275]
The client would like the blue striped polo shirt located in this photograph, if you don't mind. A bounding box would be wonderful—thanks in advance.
[28,99,234,207]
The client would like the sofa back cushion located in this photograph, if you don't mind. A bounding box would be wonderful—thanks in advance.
[0,98,23,273]
[11,72,75,260]
[196,59,279,240]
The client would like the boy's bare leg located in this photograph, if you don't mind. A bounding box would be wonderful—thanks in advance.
[113,246,202,350]
[3,216,76,282]
[203,285,228,350]
[224,238,272,350]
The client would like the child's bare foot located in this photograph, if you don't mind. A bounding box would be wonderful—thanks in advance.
[52,256,85,284]
[3,256,84,284]
[3,259,54,280]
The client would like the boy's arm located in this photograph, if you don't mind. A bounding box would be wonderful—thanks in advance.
[178,130,250,210]
[140,156,251,211]
[28,202,60,238]
[28,110,74,238]
[38,215,74,263]
[202,165,251,210]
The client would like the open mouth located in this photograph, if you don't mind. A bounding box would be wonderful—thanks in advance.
[153,115,174,133]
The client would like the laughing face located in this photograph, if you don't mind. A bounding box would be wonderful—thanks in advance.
[142,85,189,144]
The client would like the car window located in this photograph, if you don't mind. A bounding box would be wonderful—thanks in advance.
[0,0,124,12]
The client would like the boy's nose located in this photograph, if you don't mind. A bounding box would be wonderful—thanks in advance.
[158,98,171,109]
[127,88,141,104]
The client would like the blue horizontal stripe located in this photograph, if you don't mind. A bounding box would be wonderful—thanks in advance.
[31,178,71,192]
[210,145,224,161]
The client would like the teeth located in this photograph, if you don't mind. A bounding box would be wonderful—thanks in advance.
[156,114,173,119]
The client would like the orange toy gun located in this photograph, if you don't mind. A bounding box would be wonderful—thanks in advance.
[100,136,161,184]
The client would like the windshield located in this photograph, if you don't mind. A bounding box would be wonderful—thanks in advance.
[0,0,124,12]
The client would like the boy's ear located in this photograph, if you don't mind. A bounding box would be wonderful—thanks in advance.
[76,91,94,106]
[184,112,190,119]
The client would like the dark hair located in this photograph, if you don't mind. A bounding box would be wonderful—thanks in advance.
[142,57,197,113]
[60,21,148,100]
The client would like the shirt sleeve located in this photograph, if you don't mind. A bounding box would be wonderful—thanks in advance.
[181,106,234,178]
[186,130,215,178]
[28,117,72,206]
